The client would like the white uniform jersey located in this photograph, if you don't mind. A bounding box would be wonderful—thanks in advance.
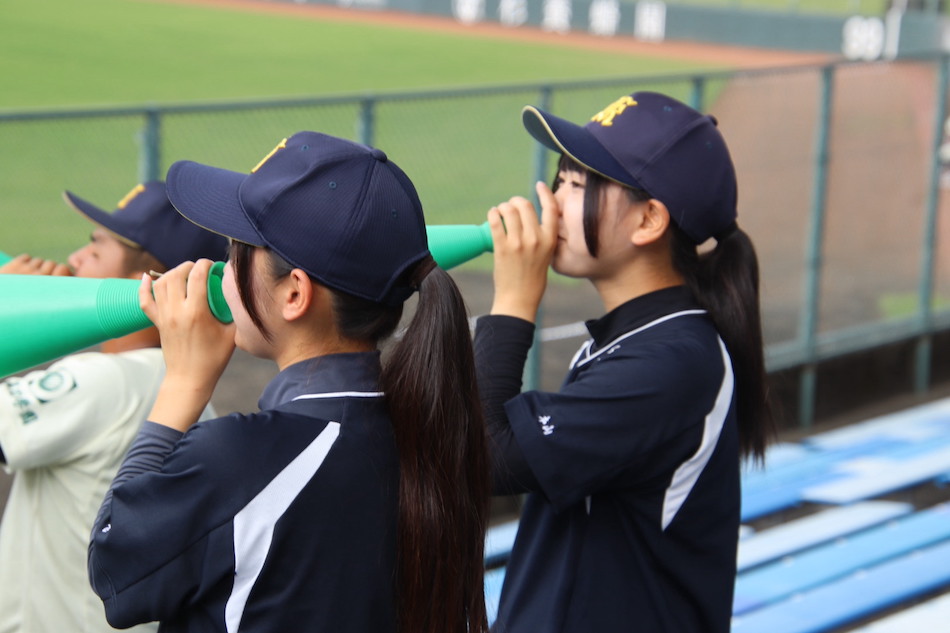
[0,349,212,633]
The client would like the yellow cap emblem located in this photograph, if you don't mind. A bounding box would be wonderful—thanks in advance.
[252,138,288,173]
[116,184,146,210]
[591,96,638,127]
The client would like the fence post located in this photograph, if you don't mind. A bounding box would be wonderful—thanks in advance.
[139,108,161,184]
[523,85,553,392]
[357,97,375,147]
[689,75,705,111]
[914,53,950,394]
[798,65,834,428]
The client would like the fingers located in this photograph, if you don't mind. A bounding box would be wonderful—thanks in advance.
[139,273,157,323]
[535,181,559,245]
[142,258,234,433]
[485,190,557,322]
[488,196,537,251]
[487,205,506,243]
[36,259,56,275]
[49,263,72,276]
[185,259,213,304]
[141,258,235,384]
[0,254,73,276]
[157,261,196,306]
[487,186,559,253]
[140,261,203,327]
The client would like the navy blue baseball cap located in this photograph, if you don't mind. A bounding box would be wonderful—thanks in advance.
[63,181,229,269]
[165,131,430,306]
[522,91,738,244]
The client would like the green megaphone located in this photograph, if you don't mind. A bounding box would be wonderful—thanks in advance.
[0,223,494,379]
[0,262,232,379]
[0,250,12,266]
[425,222,493,269]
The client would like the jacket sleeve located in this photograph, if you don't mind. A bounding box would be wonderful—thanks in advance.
[87,419,239,628]
[473,314,541,495]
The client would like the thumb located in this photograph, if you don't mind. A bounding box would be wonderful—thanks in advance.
[535,181,559,244]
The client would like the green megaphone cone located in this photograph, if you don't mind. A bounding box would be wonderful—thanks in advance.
[0,250,12,266]
[0,262,232,379]
[426,222,493,269]
[0,275,151,378]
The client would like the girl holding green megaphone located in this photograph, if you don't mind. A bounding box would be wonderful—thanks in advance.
[88,132,492,633]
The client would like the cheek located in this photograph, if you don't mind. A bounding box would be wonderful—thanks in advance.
[222,264,239,307]
[222,264,251,327]
[562,205,588,248]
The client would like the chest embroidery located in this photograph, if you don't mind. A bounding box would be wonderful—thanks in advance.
[538,415,555,436]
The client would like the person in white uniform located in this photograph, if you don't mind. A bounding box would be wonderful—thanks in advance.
[0,181,227,633]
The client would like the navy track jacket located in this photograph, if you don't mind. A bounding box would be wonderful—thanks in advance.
[88,353,399,633]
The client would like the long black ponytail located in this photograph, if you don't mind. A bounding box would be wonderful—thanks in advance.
[670,224,774,461]
[231,243,490,632]
[380,265,490,633]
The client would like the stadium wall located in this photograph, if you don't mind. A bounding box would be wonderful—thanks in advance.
[288,0,949,59]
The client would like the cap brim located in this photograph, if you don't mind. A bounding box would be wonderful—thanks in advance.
[521,106,643,189]
[62,191,142,249]
[166,161,266,247]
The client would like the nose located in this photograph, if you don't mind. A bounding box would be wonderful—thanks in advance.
[67,245,88,271]
[552,189,566,216]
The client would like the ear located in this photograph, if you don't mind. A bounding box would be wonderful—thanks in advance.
[280,268,316,322]
[631,199,672,247]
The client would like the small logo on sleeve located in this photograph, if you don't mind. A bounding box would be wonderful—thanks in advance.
[538,415,555,436]
[1,369,77,424]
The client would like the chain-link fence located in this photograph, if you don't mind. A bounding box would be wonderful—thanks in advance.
[3,54,950,425]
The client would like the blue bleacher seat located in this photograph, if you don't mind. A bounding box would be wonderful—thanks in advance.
[731,537,950,633]
[734,503,950,615]
[847,591,950,632]
[484,522,516,626]
[737,500,914,572]
[802,445,950,505]
[741,398,950,518]
[484,567,505,627]
[484,519,518,569]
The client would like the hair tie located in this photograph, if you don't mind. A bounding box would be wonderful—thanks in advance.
[410,255,437,290]
[714,222,738,243]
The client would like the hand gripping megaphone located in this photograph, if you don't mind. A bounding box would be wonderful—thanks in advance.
[0,262,233,379]
[0,223,493,378]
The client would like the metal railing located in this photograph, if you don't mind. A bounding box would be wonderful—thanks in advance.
[3,53,949,426]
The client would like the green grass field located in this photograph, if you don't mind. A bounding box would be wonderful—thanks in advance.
[1,0,725,110]
[1,0,742,263]
[0,0,913,108]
